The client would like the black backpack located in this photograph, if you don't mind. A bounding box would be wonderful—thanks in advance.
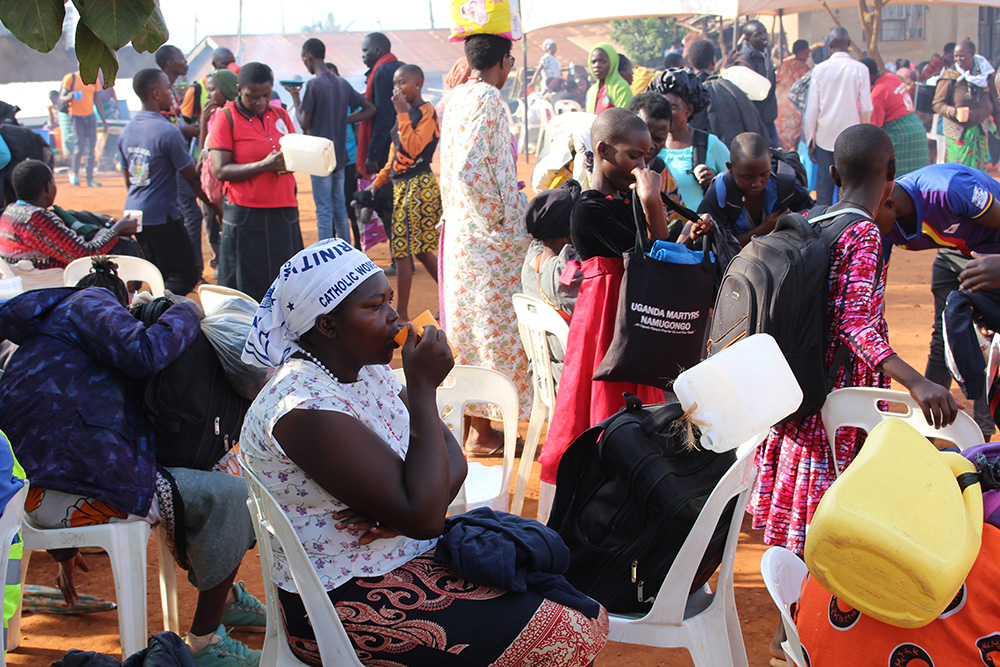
[548,394,737,614]
[0,121,53,206]
[132,298,249,470]
[706,207,878,421]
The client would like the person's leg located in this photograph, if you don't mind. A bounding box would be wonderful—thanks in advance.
[330,168,351,242]
[177,174,205,277]
[82,114,97,184]
[190,569,239,636]
[415,252,438,281]
[138,216,201,295]
[202,201,221,273]
[310,173,334,240]
[343,164,361,248]
[71,115,86,183]
[374,184,396,274]
[926,249,963,389]
[815,147,836,206]
[396,253,414,322]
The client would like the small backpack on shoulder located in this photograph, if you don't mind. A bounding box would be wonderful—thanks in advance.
[548,394,737,614]
[706,207,879,421]
[131,297,249,470]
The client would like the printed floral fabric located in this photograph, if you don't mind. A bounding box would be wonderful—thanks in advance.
[750,219,894,555]
[440,81,532,419]
[240,359,437,592]
[278,552,609,667]
[776,58,811,150]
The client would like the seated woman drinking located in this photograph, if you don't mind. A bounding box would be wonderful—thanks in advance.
[240,238,608,667]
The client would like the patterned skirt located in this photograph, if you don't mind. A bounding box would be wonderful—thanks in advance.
[946,121,995,170]
[883,113,930,176]
[390,172,442,260]
[277,552,609,667]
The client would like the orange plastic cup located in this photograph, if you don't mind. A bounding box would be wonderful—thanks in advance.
[393,310,456,356]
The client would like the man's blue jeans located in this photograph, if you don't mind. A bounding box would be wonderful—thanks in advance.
[311,168,350,241]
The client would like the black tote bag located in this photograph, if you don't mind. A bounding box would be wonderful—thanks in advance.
[593,196,716,388]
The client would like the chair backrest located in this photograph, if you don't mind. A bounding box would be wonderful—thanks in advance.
[632,436,761,626]
[63,255,165,297]
[393,365,519,513]
[760,547,809,667]
[239,460,365,666]
[554,99,583,114]
[197,283,257,314]
[821,387,982,475]
[0,259,14,279]
[512,294,569,412]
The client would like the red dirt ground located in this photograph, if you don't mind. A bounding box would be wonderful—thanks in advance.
[5,162,959,666]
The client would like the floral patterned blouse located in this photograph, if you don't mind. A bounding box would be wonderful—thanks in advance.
[240,359,437,592]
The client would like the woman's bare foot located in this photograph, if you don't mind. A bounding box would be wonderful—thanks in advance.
[464,416,503,455]
[770,617,787,661]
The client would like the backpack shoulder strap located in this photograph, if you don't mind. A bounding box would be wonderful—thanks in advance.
[775,172,797,208]
[222,106,234,133]
[691,129,709,171]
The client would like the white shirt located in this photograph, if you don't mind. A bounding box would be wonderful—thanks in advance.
[803,52,873,151]
[240,360,437,592]
[539,53,561,83]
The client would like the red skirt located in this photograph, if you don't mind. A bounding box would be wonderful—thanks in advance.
[538,256,663,484]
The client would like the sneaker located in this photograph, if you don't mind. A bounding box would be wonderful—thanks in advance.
[68,173,79,186]
[191,624,261,667]
[220,580,266,629]
[87,180,102,187]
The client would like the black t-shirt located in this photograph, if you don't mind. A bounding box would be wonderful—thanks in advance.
[571,190,638,260]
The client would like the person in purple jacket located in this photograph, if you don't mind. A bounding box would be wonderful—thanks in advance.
[0,257,264,667]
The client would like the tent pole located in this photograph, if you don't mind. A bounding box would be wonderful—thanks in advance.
[733,15,740,52]
[520,0,529,159]
[779,9,785,60]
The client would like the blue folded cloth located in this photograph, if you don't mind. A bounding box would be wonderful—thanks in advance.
[435,507,601,618]
[647,240,713,265]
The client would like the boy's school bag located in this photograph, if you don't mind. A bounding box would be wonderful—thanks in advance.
[131,297,250,470]
[706,206,878,421]
[694,129,806,206]
[548,394,737,614]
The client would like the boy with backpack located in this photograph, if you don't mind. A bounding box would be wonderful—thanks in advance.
[717,124,958,661]
[698,132,813,246]
[366,64,440,322]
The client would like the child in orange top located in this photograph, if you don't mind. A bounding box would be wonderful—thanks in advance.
[368,64,441,322]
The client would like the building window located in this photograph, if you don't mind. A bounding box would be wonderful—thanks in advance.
[880,5,925,41]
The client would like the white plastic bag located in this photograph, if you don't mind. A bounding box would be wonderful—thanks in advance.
[200,299,274,400]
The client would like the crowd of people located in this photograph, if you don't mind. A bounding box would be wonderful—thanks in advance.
[0,14,999,667]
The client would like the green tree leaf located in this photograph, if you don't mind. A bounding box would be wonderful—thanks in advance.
[76,20,120,87]
[131,5,168,54]
[0,0,65,53]
[73,0,155,51]
[611,17,682,69]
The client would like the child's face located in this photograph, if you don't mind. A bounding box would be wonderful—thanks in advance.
[730,154,771,198]
[597,127,652,192]
[590,49,611,82]
[393,70,421,103]
[637,112,670,165]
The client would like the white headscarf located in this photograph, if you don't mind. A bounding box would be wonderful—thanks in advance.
[242,238,384,368]
[956,53,995,89]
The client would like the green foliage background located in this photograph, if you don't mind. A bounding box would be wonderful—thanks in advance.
[0,0,168,86]
[610,17,683,68]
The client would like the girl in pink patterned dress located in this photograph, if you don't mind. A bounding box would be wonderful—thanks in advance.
[750,125,961,559]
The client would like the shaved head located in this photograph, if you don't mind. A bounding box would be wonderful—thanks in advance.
[591,107,649,147]
[212,47,235,70]
[730,132,770,164]
[834,124,895,188]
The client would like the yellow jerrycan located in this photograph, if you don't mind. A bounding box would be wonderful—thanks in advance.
[804,417,983,628]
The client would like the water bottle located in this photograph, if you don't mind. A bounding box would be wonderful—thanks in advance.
[568,61,575,76]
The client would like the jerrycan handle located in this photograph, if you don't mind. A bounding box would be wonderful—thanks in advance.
[942,451,984,538]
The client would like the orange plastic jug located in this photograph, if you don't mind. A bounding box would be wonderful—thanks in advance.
[804,417,983,628]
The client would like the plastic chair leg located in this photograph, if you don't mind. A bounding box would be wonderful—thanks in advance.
[7,550,29,651]
[156,526,179,634]
[106,521,152,657]
[686,611,737,667]
[510,396,548,516]
[536,481,556,525]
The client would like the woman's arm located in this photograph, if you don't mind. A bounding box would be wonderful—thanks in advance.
[931,78,955,118]
[273,327,458,540]
[211,148,284,183]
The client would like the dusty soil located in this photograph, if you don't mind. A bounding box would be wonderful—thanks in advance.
[6,162,956,666]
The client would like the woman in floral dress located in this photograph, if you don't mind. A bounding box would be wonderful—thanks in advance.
[440,33,531,451]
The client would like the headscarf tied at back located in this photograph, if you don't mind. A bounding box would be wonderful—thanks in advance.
[242,238,384,368]
[585,44,633,113]
[209,69,239,101]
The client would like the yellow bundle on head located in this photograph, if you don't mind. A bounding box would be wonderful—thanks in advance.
[450,0,523,43]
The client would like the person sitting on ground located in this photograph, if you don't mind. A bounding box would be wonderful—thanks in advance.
[687,38,771,148]
[0,159,138,270]
[585,44,633,113]
[366,64,440,323]
[239,238,609,667]
[698,132,813,246]
[0,256,265,667]
[647,68,729,209]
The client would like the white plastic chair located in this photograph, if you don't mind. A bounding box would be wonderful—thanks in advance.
[0,259,14,279]
[13,518,178,657]
[239,460,364,667]
[554,99,583,114]
[760,547,810,667]
[532,99,557,156]
[197,283,257,314]
[63,255,165,297]
[0,483,26,661]
[821,387,982,476]
[605,437,760,667]
[928,114,947,164]
[394,366,519,515]
[510,294,569,518]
